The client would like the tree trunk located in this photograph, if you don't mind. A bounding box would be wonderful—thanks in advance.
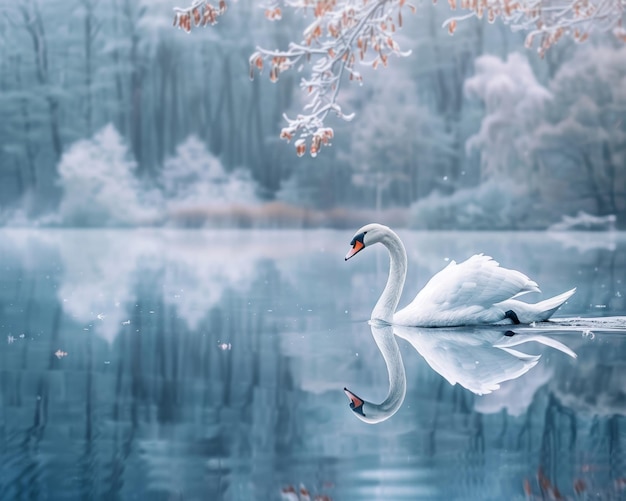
[582,151,608,215]
[155,41,173,166]
[15,55,38,189]
[130,34,143,171]
[123,0,145,173]
[111,0,126,135]
[601,141,617,215]
[20,0,62,161]
[82,0,98,135]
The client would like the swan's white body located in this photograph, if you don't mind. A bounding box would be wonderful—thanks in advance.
[346,223,576,327]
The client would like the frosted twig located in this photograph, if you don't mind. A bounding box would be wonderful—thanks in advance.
[444,0,625,56]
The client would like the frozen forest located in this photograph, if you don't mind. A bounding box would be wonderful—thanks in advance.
[0,0,624,229]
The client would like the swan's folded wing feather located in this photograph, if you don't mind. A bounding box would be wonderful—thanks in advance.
[409,254,539,310]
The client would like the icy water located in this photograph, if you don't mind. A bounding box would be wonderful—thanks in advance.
[0,229,625,501]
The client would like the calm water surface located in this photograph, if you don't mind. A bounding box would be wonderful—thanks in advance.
[0,229,625,501]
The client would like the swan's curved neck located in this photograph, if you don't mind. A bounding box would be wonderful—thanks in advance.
[362,325,406,424]
[372,229,407,324]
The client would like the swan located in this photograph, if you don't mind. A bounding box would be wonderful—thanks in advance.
[345,223,576,327]
[344,323,406,424]
[344,323,577,423]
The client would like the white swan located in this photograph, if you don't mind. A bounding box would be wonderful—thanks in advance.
[344,323,577,423]
[345,223,576,327]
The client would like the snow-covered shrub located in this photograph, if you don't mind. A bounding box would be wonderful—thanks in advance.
[162,136,259,209]
[408,179,539,230]
[57,124,158,226]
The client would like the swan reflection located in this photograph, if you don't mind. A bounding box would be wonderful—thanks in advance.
[345,323,577,423]
[344,323,406,424]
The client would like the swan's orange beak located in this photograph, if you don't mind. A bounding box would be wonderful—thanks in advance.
[345,240,364,261]
[344,387,365,416]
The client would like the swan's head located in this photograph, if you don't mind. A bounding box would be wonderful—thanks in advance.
[343,387,396,424]
[345,223,391,261]
[344,387,369,422]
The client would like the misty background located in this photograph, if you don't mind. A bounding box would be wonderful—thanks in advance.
[0,0,624,229]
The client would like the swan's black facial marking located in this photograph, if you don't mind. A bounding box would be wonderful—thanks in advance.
[344,387,366,416]
[349,231,367,247]
[345,231,367,261]
[351,403,366,416]
[504,310,521,325]
[504,330,516,337]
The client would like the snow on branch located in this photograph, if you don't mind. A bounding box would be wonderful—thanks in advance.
[443,0,626,56]
[250,0,414,157]
[173,0,227,30]
[174,0,414,156]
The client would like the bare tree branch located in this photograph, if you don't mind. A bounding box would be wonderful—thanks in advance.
[444,0,625,56]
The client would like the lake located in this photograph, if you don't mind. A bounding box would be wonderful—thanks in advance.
[0,229,625,501]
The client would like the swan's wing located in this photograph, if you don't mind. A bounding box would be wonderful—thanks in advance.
[395,327,540,395]
[399,255,540,324]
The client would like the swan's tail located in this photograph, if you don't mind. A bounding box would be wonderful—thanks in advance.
[499,287,576,324]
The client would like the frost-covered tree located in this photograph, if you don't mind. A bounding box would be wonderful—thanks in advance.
[464,53,551,184]
[346,66,454,209]
[173,0,626,155]
[57,124,157,226]
[162,135,260,209]
[534,44,626,217]
[464,46,625,224]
